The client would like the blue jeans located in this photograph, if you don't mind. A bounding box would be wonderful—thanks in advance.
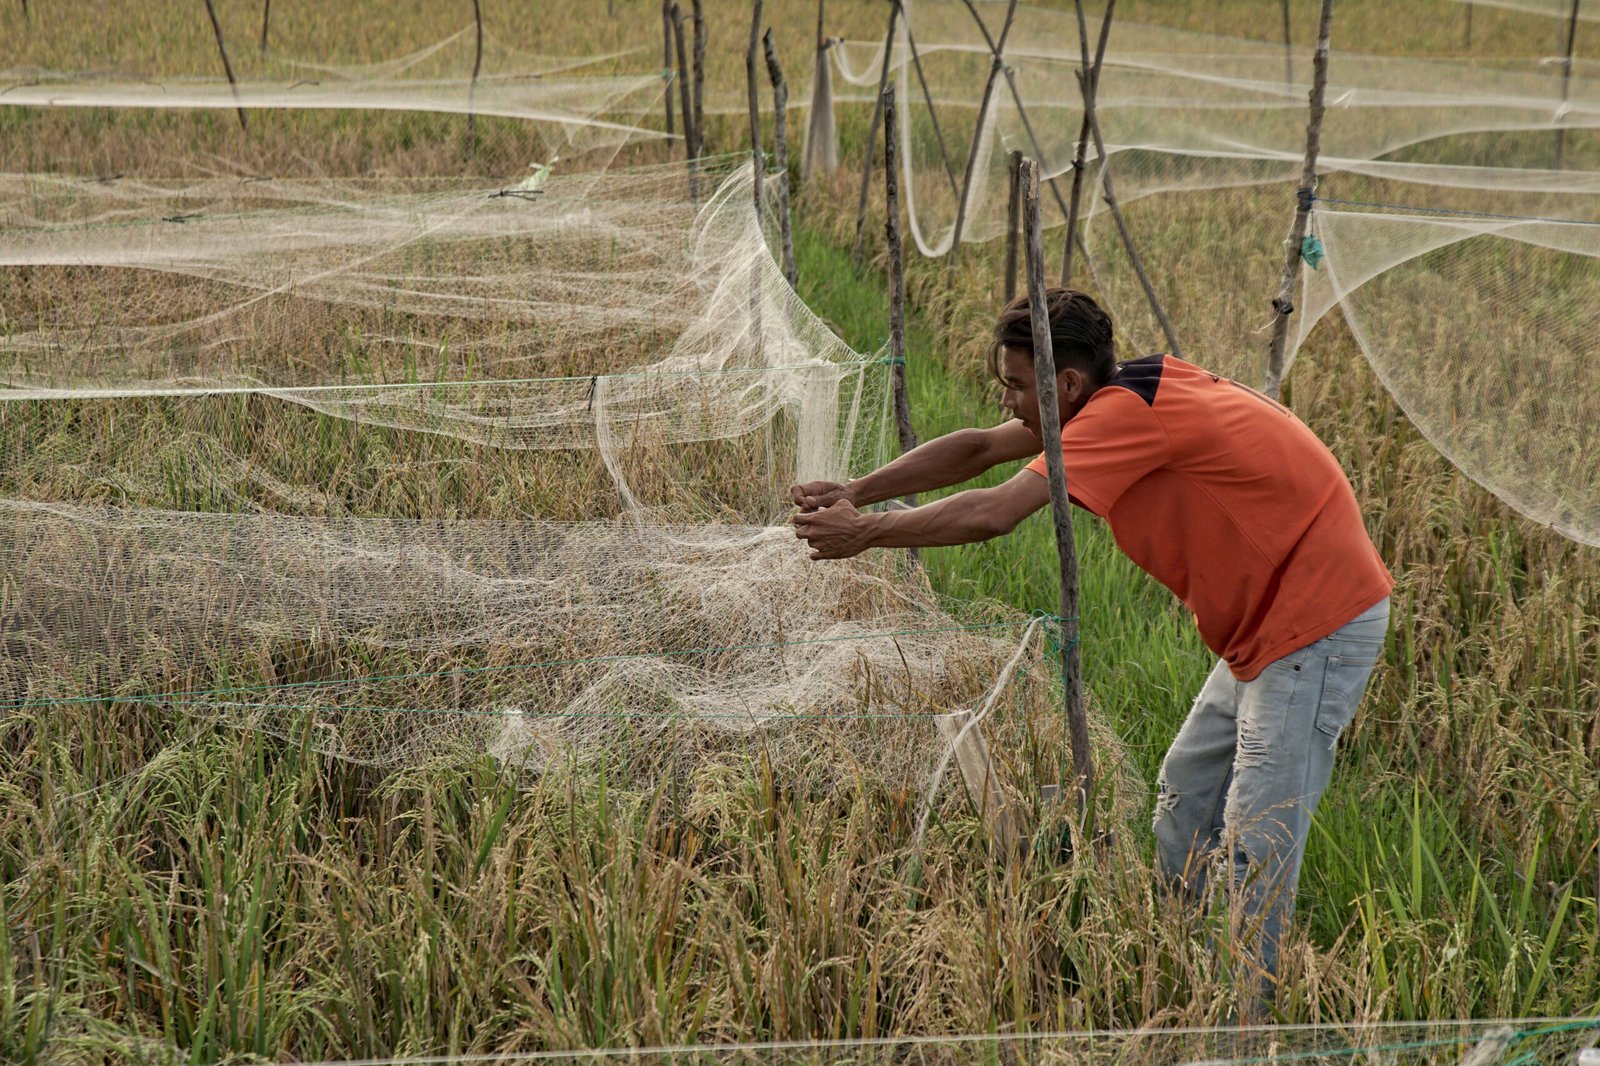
[1153,597,1390,1003]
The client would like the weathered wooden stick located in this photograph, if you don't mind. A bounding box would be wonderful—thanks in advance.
[692,0,706,150]
[746,0,765,210]
[1556,0,1582,168]
[203,0,248,135]
[895,0,962,201]
[852,0,901,266]
[670,3,700,201]
[1021,157,1093,831]
[260,0,271,53]
[949,0,1019,257]
[661,0,676,139]
[764,30,797,288]
[884,83,921,474]
[1281,0,1293,87]
[1005,149,1022,302]
[1075,0,1182,361]
[1262,0,1334,400]
[1062,4,1114,283]
[1465,2,1474,48]
[468,0,484,149]
[802,0,839,179]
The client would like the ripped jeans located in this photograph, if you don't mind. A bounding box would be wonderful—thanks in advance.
[1153,597,1389,998]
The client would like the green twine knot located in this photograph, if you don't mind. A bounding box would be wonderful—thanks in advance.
[1300,234,1326,269]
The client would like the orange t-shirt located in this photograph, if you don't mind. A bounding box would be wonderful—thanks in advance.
[1025,354,1393,681]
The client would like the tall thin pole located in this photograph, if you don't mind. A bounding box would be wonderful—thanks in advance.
[1075,0,1182,360]
[1281,0,1294,87]
[670,3,699,201]
[885,83,920,472]
[1005,149,1023,302]
[1263,0,1334,400]
[764,30,797,288]
[468,0,483,149]
[852,1,901,265]
[802,0,838,179]
[949,0,1019,256]
[661,0,676,139]
[1556,0,1582,169]
[746,0,766,211]
[692,0,706,150]
[1062,4,1114,284]
[895,0,962,202]
[260,0,271,53]
[203,0,248,134]
[1465,2,1473,49]
[1021,158,1093,832]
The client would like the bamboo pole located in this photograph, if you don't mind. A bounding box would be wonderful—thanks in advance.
[884,83,920,470]
[1005,149,1022,302]
[1074,0,1183,361]
[661,0,676,139]
[1556,0,1582,169]
[1021,157,1093,831]
[852,1,901,266]
[203,0,248,135]
[949,0,1019,257]
[764,30,797,288]
[1062,5,1114,283]
[1262,0,1334,401]
[746,0,765,210]
[692,0,706,150]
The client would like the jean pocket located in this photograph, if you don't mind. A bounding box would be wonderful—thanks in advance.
[1314,653,1379,743]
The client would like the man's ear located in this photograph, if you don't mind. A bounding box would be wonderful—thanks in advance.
[1058,366,1086,403]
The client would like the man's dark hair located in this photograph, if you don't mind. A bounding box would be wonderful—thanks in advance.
[988,287,1117,385]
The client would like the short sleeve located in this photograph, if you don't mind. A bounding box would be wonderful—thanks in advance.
[1024,387,1171,515]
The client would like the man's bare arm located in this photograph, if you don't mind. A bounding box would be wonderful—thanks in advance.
[792,420,1040,511]
[793,469,1050,560]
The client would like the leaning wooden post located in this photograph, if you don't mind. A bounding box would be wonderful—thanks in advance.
[468,0,484,150]
[746,0,766,211]
[203,0,248,134]
[852,0,901,266]
[1281,0,1294,87]
[1005,149,1023,302]
[1061,2,1114,283]
[660,0,676,139]
[949,0,1019,257]
[764,30,797,288]
[1464,2,1474,48]
[692,0,706,148]
[802,0,839,179]
[1262,0,1333,401]
[670,3,700,203]
[884,83,920,474]
[1556,0,1582,169]
[1021,158,1094,832]
[896,0,962,202]
[1075,0,1183,361]
[259,0,271,53]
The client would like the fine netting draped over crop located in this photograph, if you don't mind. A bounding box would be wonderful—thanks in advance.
[1,160,1128,800]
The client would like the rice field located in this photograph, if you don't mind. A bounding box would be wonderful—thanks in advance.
[1,1,1597,1062]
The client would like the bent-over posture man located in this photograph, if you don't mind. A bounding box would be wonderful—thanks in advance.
[792,288,1392,998]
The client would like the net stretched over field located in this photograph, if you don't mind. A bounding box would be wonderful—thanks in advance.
[0,161,1120,798]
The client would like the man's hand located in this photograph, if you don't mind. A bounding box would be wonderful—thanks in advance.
[792,500,874,560]
[790,480,852,514]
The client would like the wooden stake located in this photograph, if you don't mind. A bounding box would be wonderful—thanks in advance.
[1262,0,1334,400]
[852,1,901,266]
[884,83,920,473]
[1062,4,1114,284]
[203,0,248,135]
[746,0,765,210]
[661,0,676,139]
[949,0,1019,256]
[1021,157,1093,831]
[1005,149,1022,302]
[1557,0,1582,169]
[692,0,706,150]
[1281,0,1293,87]
[468,0,484,150]
[1074,0,1183,361]
[802,0,839,180]
[260,0,271,53]
[670,2,700,201]
[895,0,961,202]
[764,30,797,288]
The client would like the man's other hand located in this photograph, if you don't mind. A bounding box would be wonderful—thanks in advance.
[793,500,872,560]
[789,480,852,513]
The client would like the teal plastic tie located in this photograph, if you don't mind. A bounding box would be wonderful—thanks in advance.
[1300,234,1326,269]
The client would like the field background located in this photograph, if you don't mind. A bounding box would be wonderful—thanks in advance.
[1,0,1597,1062]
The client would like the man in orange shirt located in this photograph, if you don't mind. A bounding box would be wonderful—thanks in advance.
[792,288,1392,1000]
